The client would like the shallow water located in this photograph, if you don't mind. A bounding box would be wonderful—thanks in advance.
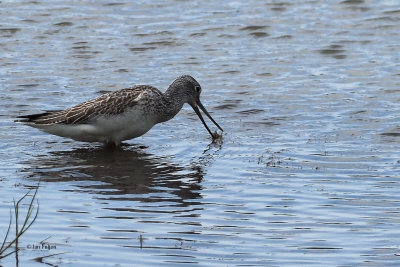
[1,0,400,266]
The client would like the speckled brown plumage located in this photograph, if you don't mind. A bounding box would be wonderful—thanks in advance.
[17,85,157,125]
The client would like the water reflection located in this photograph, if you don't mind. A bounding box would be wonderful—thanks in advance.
[21,144,221,206]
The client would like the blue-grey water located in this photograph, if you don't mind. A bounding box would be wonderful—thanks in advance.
[1,0,400,266]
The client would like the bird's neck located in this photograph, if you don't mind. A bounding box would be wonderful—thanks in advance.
[158,86,186,123]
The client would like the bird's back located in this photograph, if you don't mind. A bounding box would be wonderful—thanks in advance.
[16,85,160,125]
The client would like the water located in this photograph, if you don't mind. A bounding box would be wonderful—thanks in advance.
[1,0,400,266]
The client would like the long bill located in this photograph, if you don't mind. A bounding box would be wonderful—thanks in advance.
[190,100,223,138]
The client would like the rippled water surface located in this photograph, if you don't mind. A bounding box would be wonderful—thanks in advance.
[1,0,400,266]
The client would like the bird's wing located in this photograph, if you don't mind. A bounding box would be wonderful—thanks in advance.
[17,85,153,125]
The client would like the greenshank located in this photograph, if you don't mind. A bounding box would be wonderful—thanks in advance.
[16,75,223,145]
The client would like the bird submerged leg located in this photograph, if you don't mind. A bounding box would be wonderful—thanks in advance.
[103,138,120,148]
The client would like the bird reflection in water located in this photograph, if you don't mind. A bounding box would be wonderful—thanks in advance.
[22,142,222,206]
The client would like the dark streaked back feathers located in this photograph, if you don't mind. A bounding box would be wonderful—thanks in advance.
[16,85,156,125]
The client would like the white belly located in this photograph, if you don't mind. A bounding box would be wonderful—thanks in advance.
[32,109,157,144]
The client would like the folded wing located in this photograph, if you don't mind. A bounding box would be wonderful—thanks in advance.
[15,86,148,125]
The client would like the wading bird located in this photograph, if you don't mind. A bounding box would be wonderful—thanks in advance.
[16,75,223,146]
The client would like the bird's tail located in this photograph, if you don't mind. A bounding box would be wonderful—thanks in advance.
[14,111,62,123]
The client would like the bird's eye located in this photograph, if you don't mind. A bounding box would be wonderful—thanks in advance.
[195,86,201,93]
